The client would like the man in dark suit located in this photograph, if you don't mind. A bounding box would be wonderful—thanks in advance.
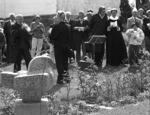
[89,6,108,68]
[50,11,72,84]
[4,13,16,63]
[12,14,32,72]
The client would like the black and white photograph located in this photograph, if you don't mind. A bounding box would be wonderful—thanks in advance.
[0,0,150,115]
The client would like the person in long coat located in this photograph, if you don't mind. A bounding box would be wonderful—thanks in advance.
[50,11,72,84]
[106,8,127,66]
[3,13,16,63]
[89,6,108,68]
[12,14,32,72]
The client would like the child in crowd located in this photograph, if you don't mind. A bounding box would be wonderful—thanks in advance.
[126,23,145,67]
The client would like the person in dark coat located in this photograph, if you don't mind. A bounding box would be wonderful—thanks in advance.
[12,14,32,72]
[89,6,108,68]
[106,8,127,66]
[50,11,72,84]
[0,27,6,63]
[143,9,150,52]
[3,13,16,63]
[72,11,89,63]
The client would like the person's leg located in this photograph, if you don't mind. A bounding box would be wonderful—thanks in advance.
[0,48,2,64]
[129,45,137,66]
[62,48,70,83]
[134,45,140,65]
[31,37,38,58]
[54,46,64,83]
[36,38,43,56]
[76,43,81,63]
[94,43,105,67]
[14,49,22,72]
[6,42,10,63]
[22,49,32,69]
[145,36,150,52]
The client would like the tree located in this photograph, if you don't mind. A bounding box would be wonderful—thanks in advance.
[119,0,132,24]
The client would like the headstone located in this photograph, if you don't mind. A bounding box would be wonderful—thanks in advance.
[27,55,56,90]
[28,55,55,75]
[14,73,50,103]
[1,71,18,89]
[14,98,48,115]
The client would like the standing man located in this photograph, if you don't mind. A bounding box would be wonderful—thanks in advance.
[4,13,16,63]
[50,11,71,84]
[30,15,45,57]
[12,14,32,72]
[89,6,108,68]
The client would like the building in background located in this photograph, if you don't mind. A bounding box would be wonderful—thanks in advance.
[0,0,136,18]
[57,0,120,14]
[0,0,57,18]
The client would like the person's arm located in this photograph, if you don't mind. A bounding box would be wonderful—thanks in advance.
[125,29,131,42]
[3,22,8,37]
[137,29,145,41]
[126,18,130,29]
[49,25,60,44]
[138,19,143,29]
[30,22,38,32]
[40,23,46,36]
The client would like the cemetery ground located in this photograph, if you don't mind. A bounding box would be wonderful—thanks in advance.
[0,53,150,115]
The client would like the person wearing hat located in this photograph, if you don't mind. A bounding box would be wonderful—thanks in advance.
[126,22,144,68]
[106,8,127,67]
[143,9,150,52]
[30,15,45,57]
[127,7,143,29]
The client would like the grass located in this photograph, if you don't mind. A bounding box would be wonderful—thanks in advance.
[0,50,150,115]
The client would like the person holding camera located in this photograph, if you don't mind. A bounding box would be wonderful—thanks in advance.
[30,15,45,57]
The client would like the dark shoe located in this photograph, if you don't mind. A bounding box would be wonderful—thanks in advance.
[57,80,66,85]
[64,77,71,84]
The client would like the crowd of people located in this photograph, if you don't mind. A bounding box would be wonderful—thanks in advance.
[0,6,150,84]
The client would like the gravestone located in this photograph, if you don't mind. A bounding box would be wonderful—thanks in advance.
[14,55,56,115]
[27,54,56,90]
[14,73,49,103]
[1,71,18,89]
[14,98,48,115]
